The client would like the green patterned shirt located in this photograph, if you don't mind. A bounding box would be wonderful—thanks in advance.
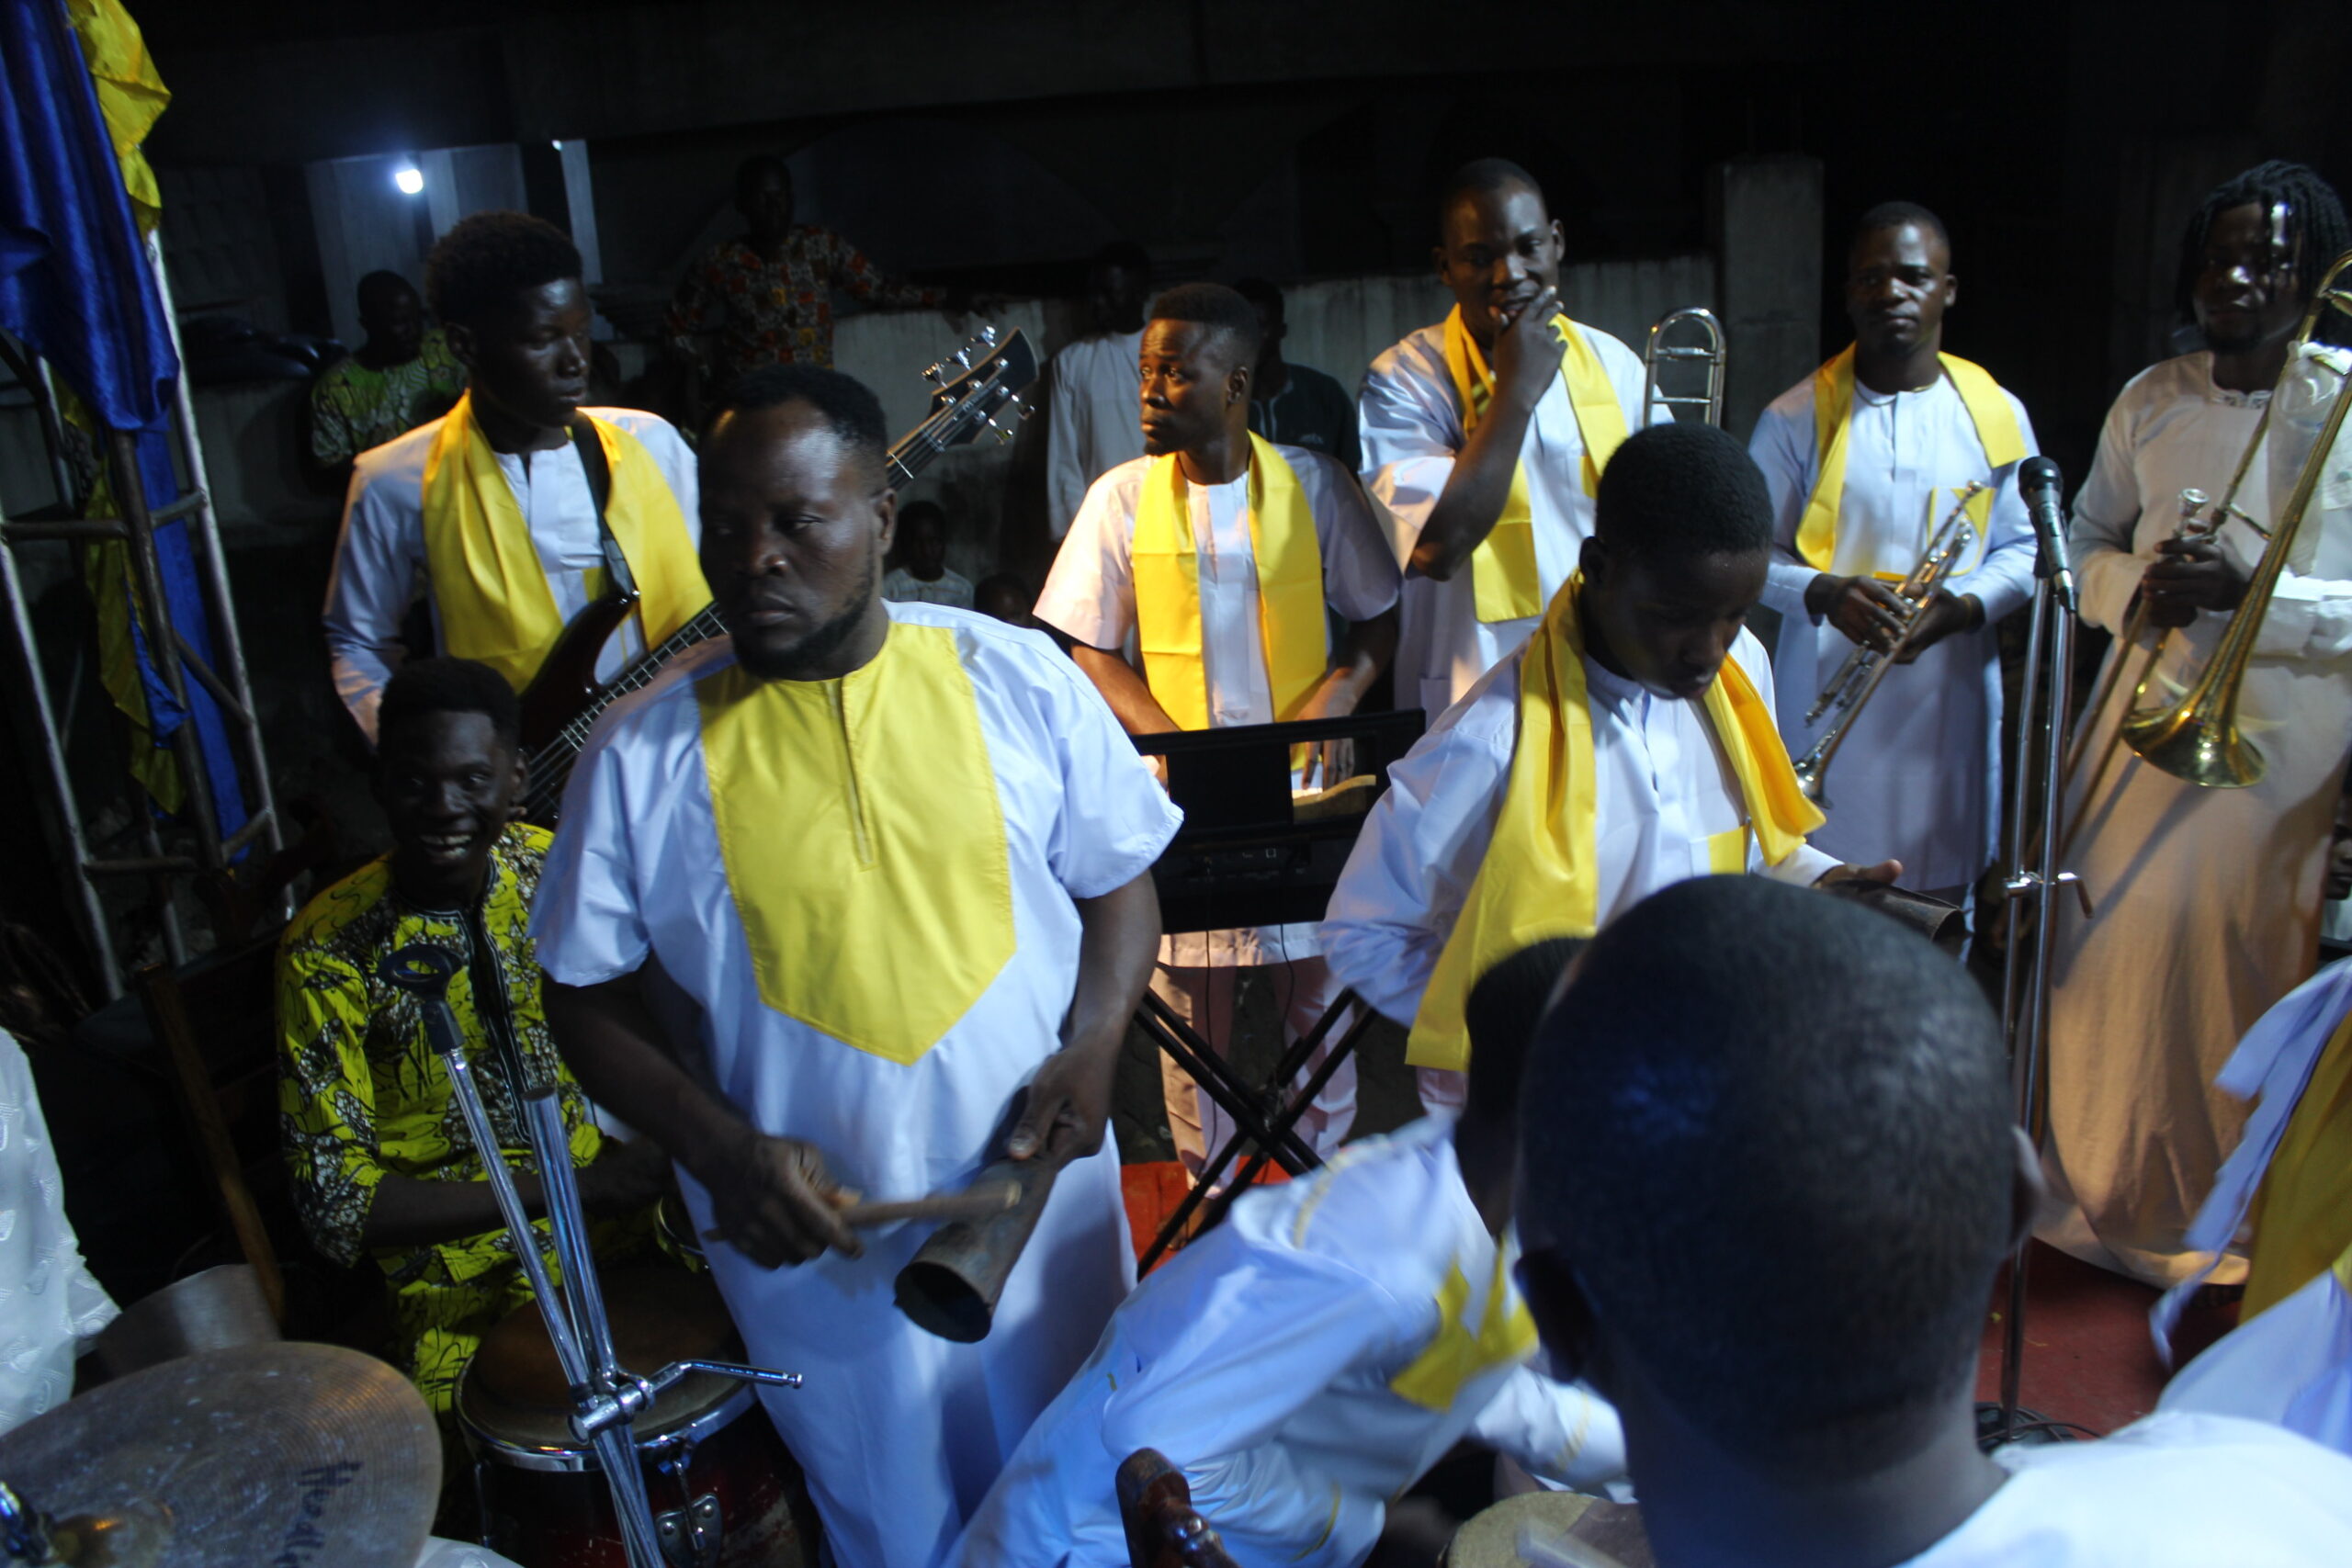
[308,327,467,466]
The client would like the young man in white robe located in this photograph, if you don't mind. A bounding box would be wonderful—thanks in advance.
[533,366,1180,1568]
[1358,158,1659,722]
[1321,422,1895,1111]
[1046,241,1153,540]
[947,938,1625,1568]
[324,211,704,744]
[1516,874,2352,1567]
[2046,161,2352,1287]
[1039,282,1398,1176]
[1747,201,2041,904]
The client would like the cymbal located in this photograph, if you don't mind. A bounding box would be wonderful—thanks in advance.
[0,1342,437,1568]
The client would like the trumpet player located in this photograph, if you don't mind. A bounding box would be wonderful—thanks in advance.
[2044,162,2352,1290]
[1748,202,2040,909]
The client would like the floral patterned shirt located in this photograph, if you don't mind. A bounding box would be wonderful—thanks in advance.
[663,227,944,378]
[308,327,467,466]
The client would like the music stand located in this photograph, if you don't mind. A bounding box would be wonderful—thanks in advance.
[1131,708,1425,1268]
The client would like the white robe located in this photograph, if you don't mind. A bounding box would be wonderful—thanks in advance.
[1748,370,2041,889]
[1357,321,1657,721]
[946,1116,1625,1568]
[1318,628,1838,1035]
[321,407,700,742]
[530,604,1183,1568]
[1894,1412,2352,1564]
[2045,349,2352,1286]
[1046,329,1147,540]
[0,1032,116,1436]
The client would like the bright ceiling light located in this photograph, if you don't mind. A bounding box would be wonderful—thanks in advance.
[393,165,424,196]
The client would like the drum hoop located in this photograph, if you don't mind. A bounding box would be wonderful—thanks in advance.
[461,1379,756,1474]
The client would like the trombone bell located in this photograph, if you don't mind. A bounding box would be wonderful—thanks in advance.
[1642,307,1727,426]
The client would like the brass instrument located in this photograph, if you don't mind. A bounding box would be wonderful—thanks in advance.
[1641,307,1726,425]
[2118,251,2352,787]
[1792,481,1986,807]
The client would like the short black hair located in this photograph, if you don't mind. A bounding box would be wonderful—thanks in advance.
[1592,422,1772,568]
[2176,160,2351,344]
[1148,281,1263,367]
[706,363,890,476]
[1520,877,2014,1474]
[1091,240,1151,277]
[735,154,790,198]
[356,269,415,316]
[1463,938,1585,1129]
[424,211,582,329]
[378,657,520,752]
[1850,199,1951,258]
[1231,276,1284,320]
[897,498,947,533]
[1440,157,1544,223]
[974,570,1028,606]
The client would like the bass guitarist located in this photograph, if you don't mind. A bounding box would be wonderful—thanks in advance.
[324,210,706,746]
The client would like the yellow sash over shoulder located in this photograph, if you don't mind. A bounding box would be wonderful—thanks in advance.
[1795,347,2027,572]
[1406,578,1824,1072]
[695,623,1015,1065]
[421,393,708,691]
[1441,307,1629,625]
[1130,434,1327,730]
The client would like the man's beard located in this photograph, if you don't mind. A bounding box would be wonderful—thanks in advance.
[734,555,880,680]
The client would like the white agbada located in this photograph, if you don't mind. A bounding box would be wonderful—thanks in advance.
[1893,1413,2352,1564]
[322,407,700,741]
[0,1032,117,1436]
[1357,321,1655,719]
[1747,371,2040,889]
[1320,628,1838,1038]
[1046,329,1147,539]
[531,604,1182,1568]
[2045,348,2352,1286]
[946,1116,1626,1568]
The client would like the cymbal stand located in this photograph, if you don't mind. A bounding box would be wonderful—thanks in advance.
[381,946,799,1568]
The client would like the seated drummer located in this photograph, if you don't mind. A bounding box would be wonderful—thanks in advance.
[276,657,668,1420]
[1515,877,2352,1566]
[948,938,1625,1568]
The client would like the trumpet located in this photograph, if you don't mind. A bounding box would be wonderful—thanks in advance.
[1792,481,1986,808]
[1642,306,1726,425]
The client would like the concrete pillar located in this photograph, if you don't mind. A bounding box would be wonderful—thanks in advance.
[1710,154,1823,441]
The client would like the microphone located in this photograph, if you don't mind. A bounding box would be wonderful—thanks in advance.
[2017,456,2076,611]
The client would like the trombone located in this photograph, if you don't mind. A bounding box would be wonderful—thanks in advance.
[2112,249,2352,789]
[1642,307,1726,425]
[1792,481,1987,808]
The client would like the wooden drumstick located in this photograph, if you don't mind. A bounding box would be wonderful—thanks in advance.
[701,1181,1021,1244]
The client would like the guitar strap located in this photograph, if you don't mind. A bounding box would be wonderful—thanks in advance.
[569,418,639,601]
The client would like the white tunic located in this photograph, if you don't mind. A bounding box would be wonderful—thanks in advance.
[1046,329,1147,540]
[946,1116,1625,1568]
[531,604,1183,1568]
[0,1032,117,1436]
[1319,629,1838,1031]
[2045,350,2352,1286]
[1036,446,1401,966]
[1357,321,1656,720]
[1748,372,2041,889]
[1895,1413,2352,1565]
[322,408,700,742]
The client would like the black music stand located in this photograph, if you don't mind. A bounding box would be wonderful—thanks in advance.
[1130,708,1425,1268]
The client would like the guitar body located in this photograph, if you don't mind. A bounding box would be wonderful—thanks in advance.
[519,591,641,752]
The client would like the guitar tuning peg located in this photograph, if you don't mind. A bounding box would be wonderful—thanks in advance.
[989,418,1013,445]
[978,324,1000,346]
[922,362,944,384]
[951,347,974,369]
[1016,398,1036,422]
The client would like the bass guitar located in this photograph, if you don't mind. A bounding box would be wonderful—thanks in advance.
[517,326,1039,823]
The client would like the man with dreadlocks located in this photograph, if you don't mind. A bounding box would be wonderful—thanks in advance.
[2045,160,2352,1288]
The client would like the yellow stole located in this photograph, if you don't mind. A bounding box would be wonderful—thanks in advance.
[1795,347,2027,573]
[695,624,1015,1065]
[1130,434,1328,730]
[1389,1240,1541,1411]
[1441,306,1630,624]
[2242,1005,2352,1319]
[1406,578,1824,1072]
[421,392,709,692]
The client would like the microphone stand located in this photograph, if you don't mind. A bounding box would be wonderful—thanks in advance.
[381,945,800,1567]
[1993,467,2085,1447]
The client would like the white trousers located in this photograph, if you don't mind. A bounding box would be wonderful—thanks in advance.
[1149,956,1357,1179]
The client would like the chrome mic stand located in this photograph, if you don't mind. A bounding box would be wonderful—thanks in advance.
[1993,458,2087,1446]
[382,945,799,1568]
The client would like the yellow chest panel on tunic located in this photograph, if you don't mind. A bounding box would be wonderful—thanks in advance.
[694,624,1015,1065]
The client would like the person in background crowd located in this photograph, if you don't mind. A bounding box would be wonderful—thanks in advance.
[973,570,1035,628]
[1235,276,1361,470]
[1046,240,1153,539]
[311,269,466,475]
[881,499,975,607]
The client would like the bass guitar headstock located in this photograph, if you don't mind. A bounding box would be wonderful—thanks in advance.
[922,326,1039,445]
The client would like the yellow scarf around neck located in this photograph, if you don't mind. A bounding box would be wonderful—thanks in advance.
[1130,433,1327,729]
[1795,346,2027,573]
[1442,306,1629,624]
[695,623,1015,1064]
[1405,578,1824,1072]
[421,393,709,692]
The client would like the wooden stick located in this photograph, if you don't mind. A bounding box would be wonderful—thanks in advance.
[701,1182,1021,1244]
